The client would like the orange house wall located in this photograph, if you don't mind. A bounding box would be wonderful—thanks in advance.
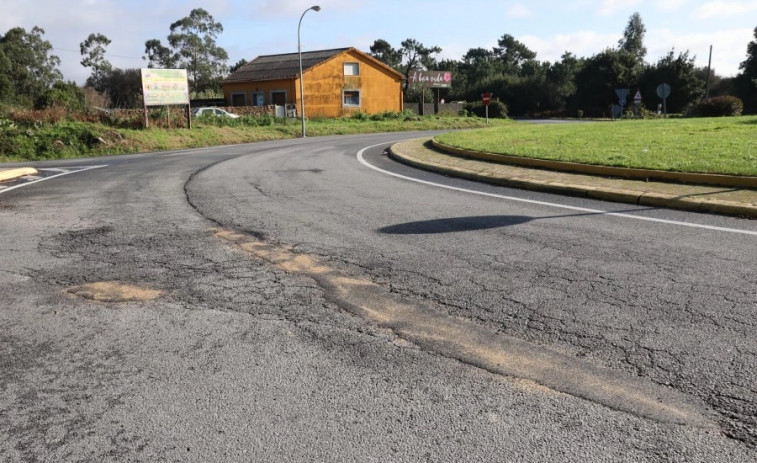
[300,49,402,118]
[223,49,403,118]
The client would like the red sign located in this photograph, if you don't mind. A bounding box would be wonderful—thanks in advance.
[633,90,642,101]
[481,93,492,105]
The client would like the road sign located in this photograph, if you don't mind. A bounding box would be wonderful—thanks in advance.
[656,83,671,99]
[481,93,493,105]
[634,90,642,102]
[615,88,629,105]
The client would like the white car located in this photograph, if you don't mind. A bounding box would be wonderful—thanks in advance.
[192,107,240,118]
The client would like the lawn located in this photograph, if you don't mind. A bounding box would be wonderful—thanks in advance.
[434,117,757,176]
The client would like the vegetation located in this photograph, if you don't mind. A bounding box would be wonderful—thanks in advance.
[370,14,757,117]
[435,117,757,176]
[0,109,504,163]
[143,8,228,95]
[685,96,744,117]
[80,33,112,92]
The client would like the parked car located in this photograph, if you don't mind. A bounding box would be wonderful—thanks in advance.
[192,107,240,118]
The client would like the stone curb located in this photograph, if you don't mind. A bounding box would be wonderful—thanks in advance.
[389,143,757,219]
[431,140,757,189]
[0,167,38,183]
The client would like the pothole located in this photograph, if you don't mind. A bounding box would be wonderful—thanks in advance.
[67,281,163,303]
[214,227,717,430]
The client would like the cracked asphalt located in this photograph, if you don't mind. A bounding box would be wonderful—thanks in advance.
[2,133,757,462]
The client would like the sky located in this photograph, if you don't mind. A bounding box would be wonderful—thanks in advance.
[2,0,756,84]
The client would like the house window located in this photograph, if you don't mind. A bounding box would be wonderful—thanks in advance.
[230,92,246,106]
[251,92,264,107]
[343,90,361,107]
[271,91,286,106]
[344,62,359,76]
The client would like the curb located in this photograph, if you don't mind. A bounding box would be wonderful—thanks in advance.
[431,140,757,189]
[388,143,757,219]
[0,167,38,183]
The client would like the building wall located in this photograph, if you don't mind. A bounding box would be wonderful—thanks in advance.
[223,49,403,118]
[300,49,403,118]
[223,79,297,108]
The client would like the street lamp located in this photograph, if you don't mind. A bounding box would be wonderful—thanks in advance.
[298,5,321,138]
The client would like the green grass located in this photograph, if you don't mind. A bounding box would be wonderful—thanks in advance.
[0,114,506,163]
[435,117,757,176]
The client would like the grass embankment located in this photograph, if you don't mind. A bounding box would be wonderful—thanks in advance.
[0,112,506,163]
[435,117,757,176]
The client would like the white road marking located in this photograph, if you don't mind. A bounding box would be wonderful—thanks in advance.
[0,165,107,195]
[357,142,757,237]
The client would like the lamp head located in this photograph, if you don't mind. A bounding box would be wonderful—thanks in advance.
[312,5,321,11]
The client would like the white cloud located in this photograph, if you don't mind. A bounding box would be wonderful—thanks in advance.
[693,0,757,19]
[657,0,686,10]
[252,0,364,19]
[646,27,753,76]
[520,30,619,63]
[507,4,532,18]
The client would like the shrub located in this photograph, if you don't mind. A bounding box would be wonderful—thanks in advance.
[36,81,85,112]
[684,96,744,117]
[464,100,509,119]
[350,111,370,121]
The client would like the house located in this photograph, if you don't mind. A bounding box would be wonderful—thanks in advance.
[222,47,405,118]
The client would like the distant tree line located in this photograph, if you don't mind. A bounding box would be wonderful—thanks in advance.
[1,10,756,116]
[370,13,757,116]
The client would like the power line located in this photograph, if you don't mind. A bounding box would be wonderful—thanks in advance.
[53,47,144,61]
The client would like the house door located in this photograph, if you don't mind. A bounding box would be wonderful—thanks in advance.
[271,91,286,106]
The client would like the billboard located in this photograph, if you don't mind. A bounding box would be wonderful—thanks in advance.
[408,70,453,89]
[141,69,190,106]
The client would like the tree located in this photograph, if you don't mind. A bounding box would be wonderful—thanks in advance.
[618,12,647,63]
[80,33,112,92]
[573,48,641,116]
[458,47,503,89]
[100,68,143,108]
[494,34,537,76]
[399,38,442,89]
[369,39,402,69]
[640,50,703,113]
[144,8,229,95]
[0,26,62,106]
[736,26,757,113]
[143,39,177,69]
[229,59,248,73]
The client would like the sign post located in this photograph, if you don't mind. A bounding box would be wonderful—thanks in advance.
[481,93,492,124]
[614,88,629,119]
[633,89,642,117]
[140,69,191,129]
[656,83,671,118]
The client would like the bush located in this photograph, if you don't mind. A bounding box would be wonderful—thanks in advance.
[464,100,509,119]
[36,81,85,112]
[684,96,744,117]
[350,111,370,121]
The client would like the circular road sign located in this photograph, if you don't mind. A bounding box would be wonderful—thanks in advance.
[656,83,672,99]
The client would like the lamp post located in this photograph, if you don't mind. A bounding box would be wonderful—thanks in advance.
[298,5,321,138]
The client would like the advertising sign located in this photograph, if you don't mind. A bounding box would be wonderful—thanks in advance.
[408,71,453,89]
[141,69,190,106]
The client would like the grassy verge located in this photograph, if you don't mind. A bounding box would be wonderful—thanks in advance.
[435,117,757,176]
[0,112,506,163]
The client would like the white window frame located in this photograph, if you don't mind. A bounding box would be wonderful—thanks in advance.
[342,89,361,107]
[343,62,360,76]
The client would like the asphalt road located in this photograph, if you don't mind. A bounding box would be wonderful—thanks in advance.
[1,132,756,462]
